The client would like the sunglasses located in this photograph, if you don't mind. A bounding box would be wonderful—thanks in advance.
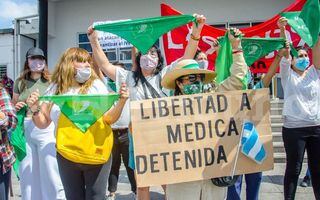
[178,74,205,83]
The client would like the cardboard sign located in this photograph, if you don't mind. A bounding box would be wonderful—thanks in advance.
[130,89,274,187]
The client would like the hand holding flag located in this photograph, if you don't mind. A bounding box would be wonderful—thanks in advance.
[119,83,129,100]
[26,89,40,113]
[277,17,288,31]
[227,28,243,50]
[191,14,206,39]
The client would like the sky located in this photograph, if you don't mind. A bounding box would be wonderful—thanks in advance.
[0,0,37,29]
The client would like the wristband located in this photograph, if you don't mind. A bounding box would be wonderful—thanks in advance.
[29,106,40,115]
[190,33,200,41]
[232,50,243,54]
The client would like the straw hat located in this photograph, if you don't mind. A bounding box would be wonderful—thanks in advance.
[161,59,216,90]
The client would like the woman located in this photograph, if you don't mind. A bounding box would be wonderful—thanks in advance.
[88,14,206,200]
[278,17,320,200]
[26,47,129,200]
[227,40,290,200]
[12,47,65,200]
[0,84,17,200]
[161,28,247,200]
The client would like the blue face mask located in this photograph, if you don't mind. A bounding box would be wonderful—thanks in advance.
[295,57,310,71]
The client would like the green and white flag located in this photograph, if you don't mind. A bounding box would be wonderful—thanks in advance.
[242,37,285,66]
[93,15,195,54]
[300,0,320,47]
[281,12,313,47]
[40,94,119,132]
[216,35,285,89]
[281,0,320,47]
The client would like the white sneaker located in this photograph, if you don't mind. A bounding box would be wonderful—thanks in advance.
[106,194,116,200]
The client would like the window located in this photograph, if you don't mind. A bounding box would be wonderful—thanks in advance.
[78,33,160,71]
[78,33,134,70]
[0,65,6,78]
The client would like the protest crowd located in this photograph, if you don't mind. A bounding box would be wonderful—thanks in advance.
[0,0,319,200]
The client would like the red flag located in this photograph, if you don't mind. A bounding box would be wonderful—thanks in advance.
[161,0,308,73]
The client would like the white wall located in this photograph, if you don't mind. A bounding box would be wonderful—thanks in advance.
[47,0,292,69]
[0,34,14,79]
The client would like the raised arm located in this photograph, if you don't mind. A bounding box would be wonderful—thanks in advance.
[131,47,138,72]
[88,26,117,81]
[261,41,290,87]
[312,36,320,70]
[277,17,287,40]
[216,28,248,91]
[182,14,206,60]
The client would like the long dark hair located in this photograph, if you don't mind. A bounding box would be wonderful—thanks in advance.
[133,45,164,86]
[17,59,50,92]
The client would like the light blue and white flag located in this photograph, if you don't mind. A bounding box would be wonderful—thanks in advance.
[241,121,266,164]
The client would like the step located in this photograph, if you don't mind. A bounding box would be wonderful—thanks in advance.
[270,107,283,115]
[270,99,284,108]
[271,123,283,132]
[273,142,285,153]
[274,152,308,163]
[270,115,283,123]
[272,132,283,142]
[274,152,286,163]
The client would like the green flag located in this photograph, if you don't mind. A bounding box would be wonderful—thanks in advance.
[216,33,233,84]
[39,94,119,132]
[242,37,285,66]
[10,106,27,178]
[93,15,195,54]
[281,12,312,46]
[215,35,284,89]
[299,0,320,47]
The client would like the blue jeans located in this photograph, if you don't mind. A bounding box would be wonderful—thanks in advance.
[306,168,310,178]
[0,161,11,200]
[227,172,262,200]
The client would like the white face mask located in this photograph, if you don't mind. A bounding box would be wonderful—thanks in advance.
[197,60,209,70]
[75,67,91,83]
[28,59,46,72]
[140,54,159,71]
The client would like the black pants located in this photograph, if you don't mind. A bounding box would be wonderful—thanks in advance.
[57,153,111,200]
[0,161,10,200]
[108,129,136,193]
[282,125,320,200]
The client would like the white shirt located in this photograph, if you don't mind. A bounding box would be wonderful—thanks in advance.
[44,79,109,133]
[115,61,178,101]
[280,57,320,128]
[103,77,130,129]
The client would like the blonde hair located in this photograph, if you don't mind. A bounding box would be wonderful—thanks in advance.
[51,47,98,95]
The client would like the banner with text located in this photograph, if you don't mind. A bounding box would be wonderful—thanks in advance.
[161,0,308,73]
[131,89,273,187]
[97,31,132,50]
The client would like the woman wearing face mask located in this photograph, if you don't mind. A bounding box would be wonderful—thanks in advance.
[12,47,65,200]
[278,17,320,200]
[161,28,247,200]
[193,40,219,92]
[26,47,129,200]
[88,14,206,200]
